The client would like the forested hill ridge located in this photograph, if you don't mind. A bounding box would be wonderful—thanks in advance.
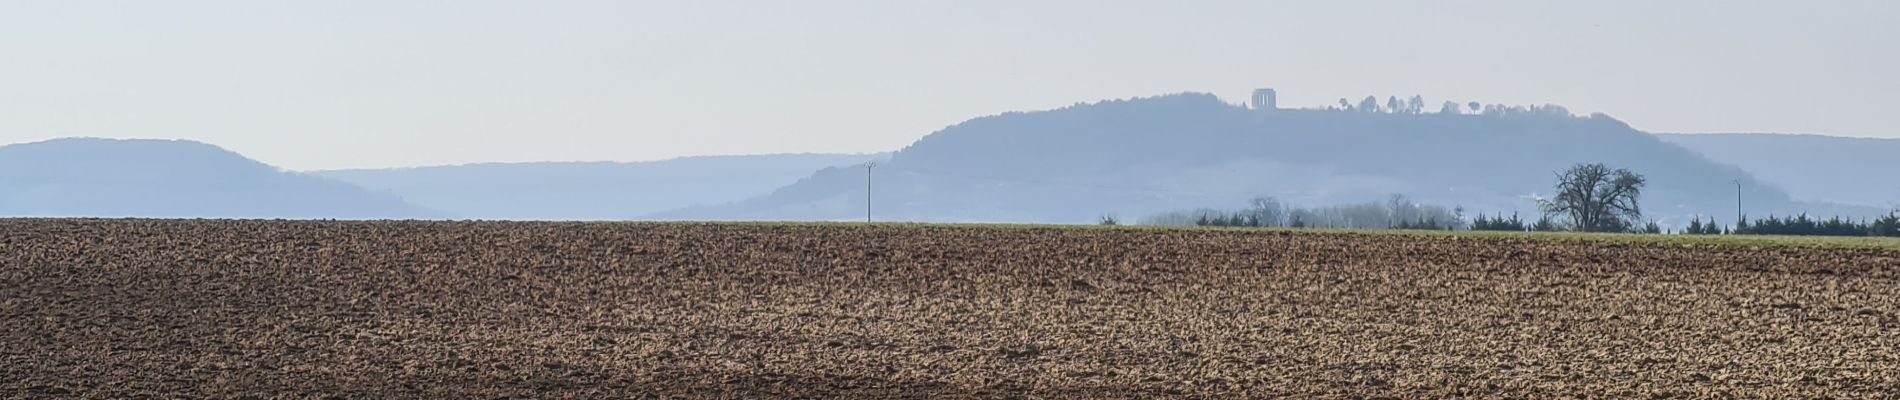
[1657,133,1900,209]
[0,138,439,219]
[657,92,1869,223]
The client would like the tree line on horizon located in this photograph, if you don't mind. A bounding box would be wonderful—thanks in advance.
[1138,194,1464,231]
[1677,213,1900,237]
[1325,94,1580,119]
[1131,162,1898,238]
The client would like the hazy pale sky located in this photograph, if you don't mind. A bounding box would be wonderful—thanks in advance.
[2,0,1894,170]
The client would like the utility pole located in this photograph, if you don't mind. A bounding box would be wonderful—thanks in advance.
[866,162,874,223]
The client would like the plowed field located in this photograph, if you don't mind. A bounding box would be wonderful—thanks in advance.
[3,219,1898,398]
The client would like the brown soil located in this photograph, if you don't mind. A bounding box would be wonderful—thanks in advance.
[3,220,1898,398]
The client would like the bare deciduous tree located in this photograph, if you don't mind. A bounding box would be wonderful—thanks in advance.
[1542,163,1646,232]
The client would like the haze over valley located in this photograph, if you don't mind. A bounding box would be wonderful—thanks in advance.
[4,92,1892,225]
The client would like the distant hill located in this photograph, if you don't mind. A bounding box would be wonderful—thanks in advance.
[1657,133,1900,209]
[0,138,438,218]
[314,153,885,220]
[658,93,1867,223]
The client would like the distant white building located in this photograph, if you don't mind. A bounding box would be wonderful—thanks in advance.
[1251,88,1277,111]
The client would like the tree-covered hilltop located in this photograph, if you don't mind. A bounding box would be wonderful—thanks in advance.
[659,92,1861,223]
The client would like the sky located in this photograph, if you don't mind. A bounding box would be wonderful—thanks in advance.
[1,0,1895,170]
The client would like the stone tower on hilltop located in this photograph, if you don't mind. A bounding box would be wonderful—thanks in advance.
[1251,88,1277,111]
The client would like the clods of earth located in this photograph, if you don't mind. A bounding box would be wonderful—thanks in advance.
[3,220,1897,398]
